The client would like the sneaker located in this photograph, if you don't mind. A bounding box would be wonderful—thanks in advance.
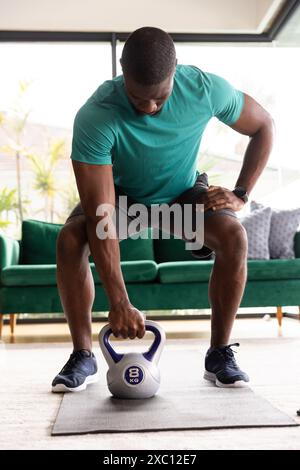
[52,349,99,393]
[204,343,249,388]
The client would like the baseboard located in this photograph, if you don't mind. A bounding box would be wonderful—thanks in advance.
[1,311,292,325]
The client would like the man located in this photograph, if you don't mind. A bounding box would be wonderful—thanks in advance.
[52,27,275,393]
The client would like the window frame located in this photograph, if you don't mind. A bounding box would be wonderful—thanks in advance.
[0,0,298,78]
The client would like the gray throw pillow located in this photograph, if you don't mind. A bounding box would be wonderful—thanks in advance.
[240,206,272,259]
[251,201,300,259]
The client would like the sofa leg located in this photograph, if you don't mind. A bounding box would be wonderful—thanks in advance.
[10,314,17,335]
[0,315,3,338]
[276,306,283,327]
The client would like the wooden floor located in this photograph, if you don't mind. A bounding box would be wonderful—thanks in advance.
[1,317,300,450]
[1,314,298,344]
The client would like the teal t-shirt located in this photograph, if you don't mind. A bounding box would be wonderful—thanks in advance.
[71,64,244,205]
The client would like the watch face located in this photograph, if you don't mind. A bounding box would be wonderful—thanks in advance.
[234,188,248,203]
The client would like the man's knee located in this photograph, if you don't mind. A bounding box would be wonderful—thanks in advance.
[218,220,248,257]
[205,215,248,256]
[57,216,90,258]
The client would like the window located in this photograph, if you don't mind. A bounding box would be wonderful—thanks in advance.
[0,42,112,234]
[1,42,112,128]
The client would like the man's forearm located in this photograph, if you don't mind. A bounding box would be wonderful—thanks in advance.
[86,217,129,308]
[235,120,275,194]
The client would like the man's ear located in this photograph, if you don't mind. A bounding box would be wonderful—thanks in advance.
[172,59,178,75]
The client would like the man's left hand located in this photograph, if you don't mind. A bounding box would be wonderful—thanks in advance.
[200,185,245,212]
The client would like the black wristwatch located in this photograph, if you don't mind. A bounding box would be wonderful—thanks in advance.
[232,186,249,204]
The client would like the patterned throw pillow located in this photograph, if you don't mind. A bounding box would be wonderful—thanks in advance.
[240,206,272,259]
[251,201,300,259]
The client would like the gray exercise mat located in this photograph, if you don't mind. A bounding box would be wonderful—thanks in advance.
[52,346,298,435]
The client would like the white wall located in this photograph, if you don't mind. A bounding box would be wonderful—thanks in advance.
[0,0,285,34]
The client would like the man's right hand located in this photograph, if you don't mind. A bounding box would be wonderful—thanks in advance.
[108,298,146,339]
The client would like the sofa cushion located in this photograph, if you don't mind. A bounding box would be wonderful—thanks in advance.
[20,219,155,264]
[158,258,300,283]
[240,206,272,259]
[92,260,158,283]
[20,219,62,264]
[0,260,158,286]
[251,201,300,259]
[153,230,208,263]
[246,259,300,280]
[119,228,155,261]
[0,234,20,270]
[295,231,300,258]
[158,261,214,283]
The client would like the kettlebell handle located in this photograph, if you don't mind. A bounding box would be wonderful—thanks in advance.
[143,323,164,362]
[101,326,124,364]
[99,320,165,364]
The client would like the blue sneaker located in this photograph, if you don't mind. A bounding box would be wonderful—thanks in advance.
[52,349,99,393]
[204,343,249,388]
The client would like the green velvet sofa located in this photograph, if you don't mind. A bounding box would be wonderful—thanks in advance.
[1,218,300,336]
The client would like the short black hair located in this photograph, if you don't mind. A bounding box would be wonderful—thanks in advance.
[121,26,176,85]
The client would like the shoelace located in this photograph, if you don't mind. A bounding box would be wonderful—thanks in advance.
[219,342,240,367]
[61,350,91,374]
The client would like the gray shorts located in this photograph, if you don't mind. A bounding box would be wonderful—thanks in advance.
[66,172,237,259]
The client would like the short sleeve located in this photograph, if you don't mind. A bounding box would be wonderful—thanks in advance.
[70,102,115,165]
[203,72,244,126]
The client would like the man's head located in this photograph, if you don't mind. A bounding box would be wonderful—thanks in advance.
[120,26,177,116]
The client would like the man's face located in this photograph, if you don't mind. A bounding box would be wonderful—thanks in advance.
[122,64,176,116]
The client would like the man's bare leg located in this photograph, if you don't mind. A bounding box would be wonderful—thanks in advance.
[56,215,94,352]
[202,214,248,348]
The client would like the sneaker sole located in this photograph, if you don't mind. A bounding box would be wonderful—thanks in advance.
[52,372,99,393]
[203,370,249,388]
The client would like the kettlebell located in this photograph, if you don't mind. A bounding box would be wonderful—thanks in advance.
[99,320,166,399]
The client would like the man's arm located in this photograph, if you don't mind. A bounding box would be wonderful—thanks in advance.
[230,93,275,194]
[71,160,145,339]
[203,93,275,212]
